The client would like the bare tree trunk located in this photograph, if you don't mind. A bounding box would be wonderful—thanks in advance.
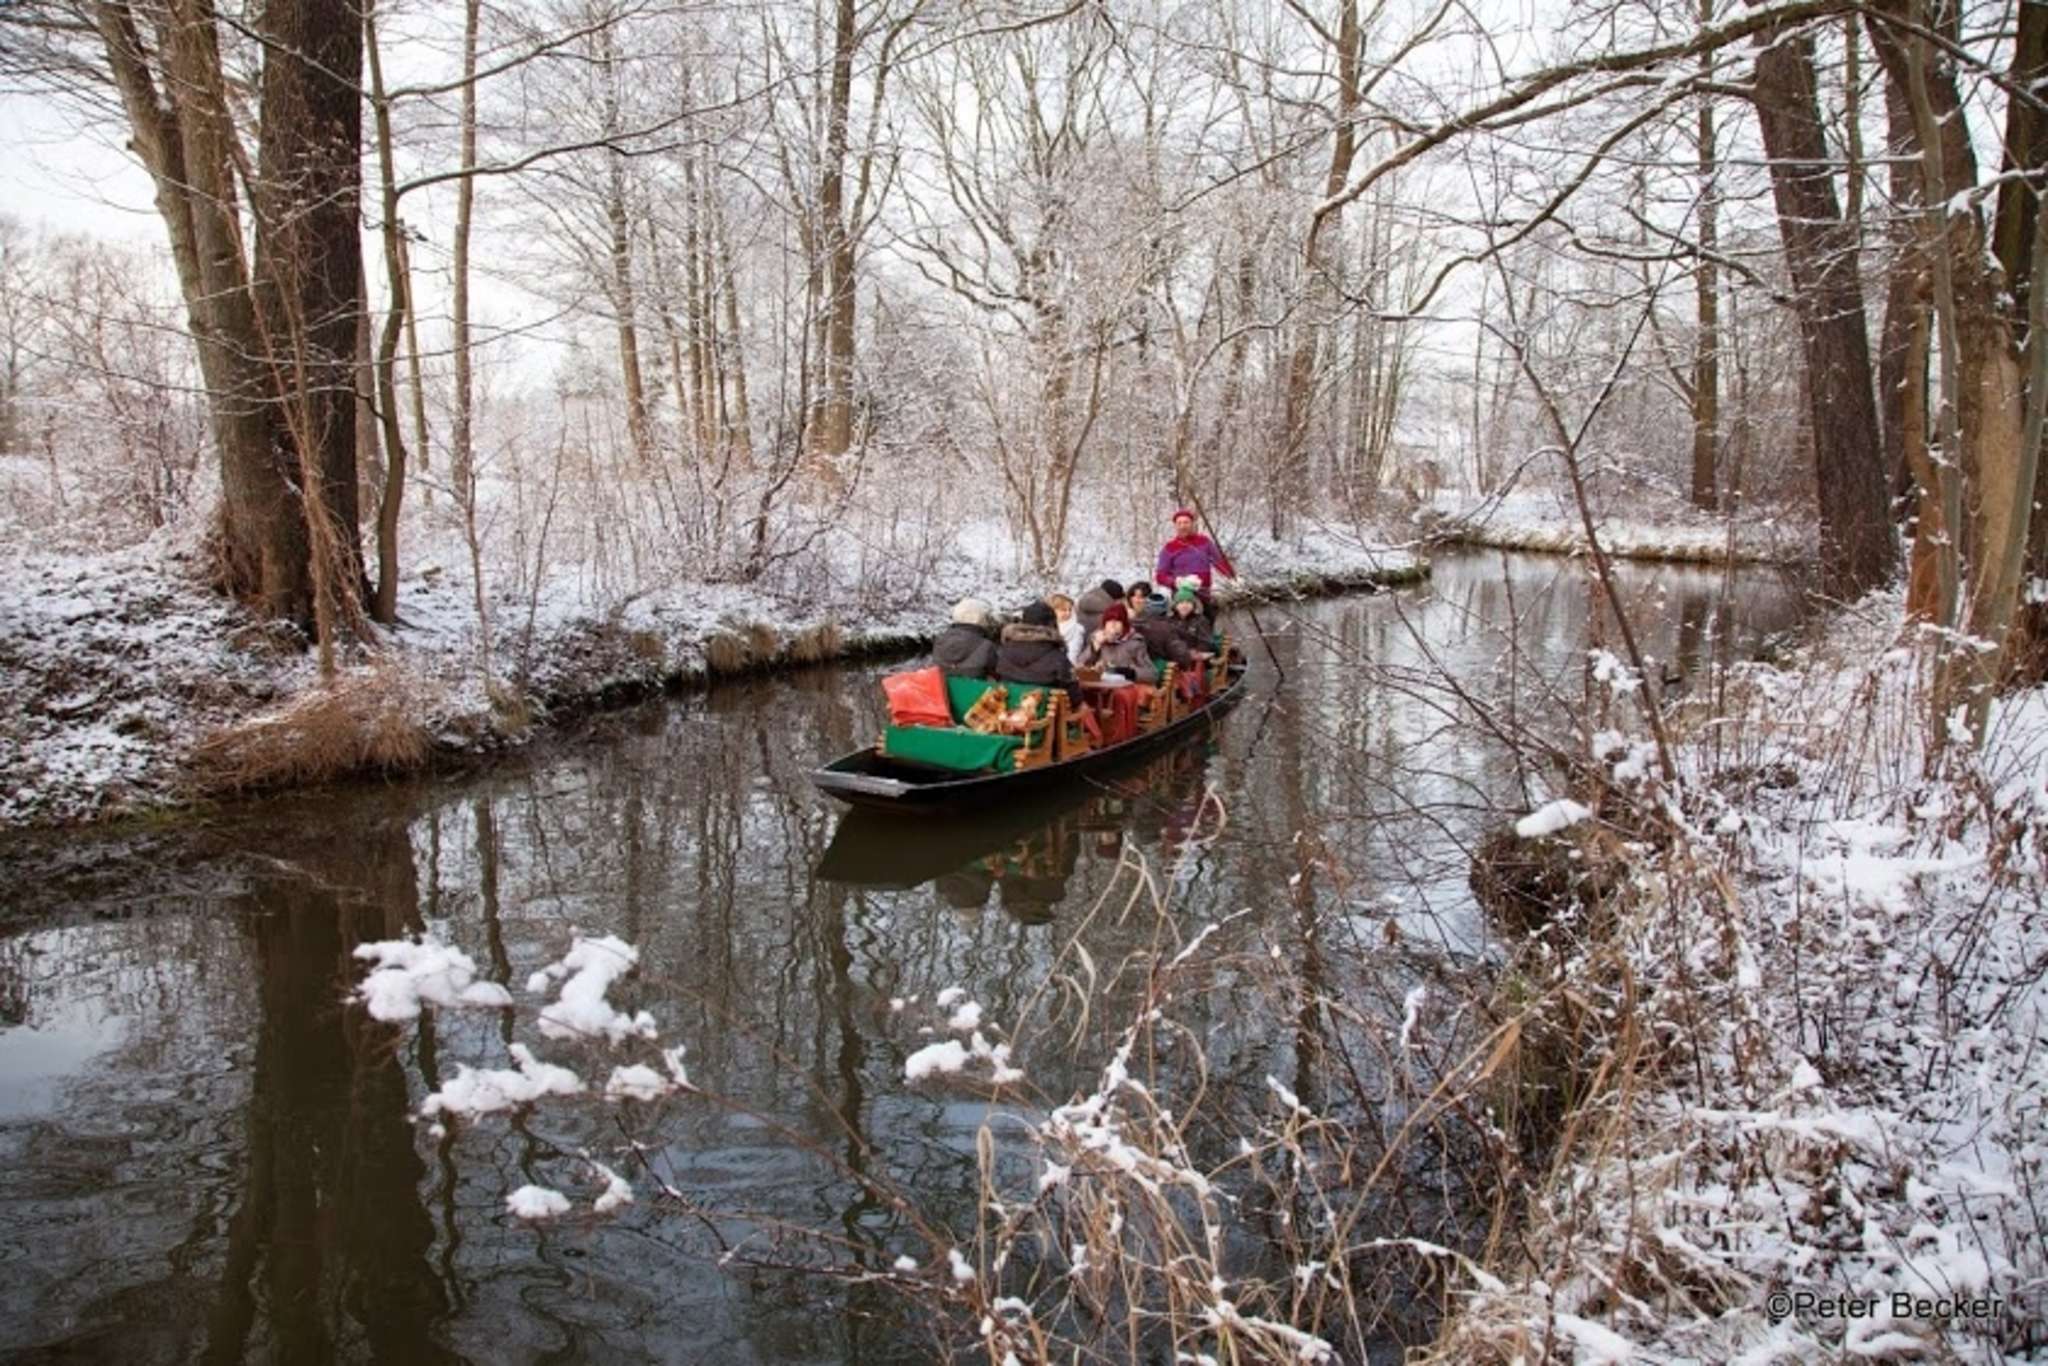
[1198,246,1255,508]
[1842,15,1865,228]
[395,231,430,477]
[597,24,653,465]
[1748,10,1895,597]
[105,0,308,617]
[104,0,363,629]
[1998,0,2048,680]
[1875,65,1919,514]
[252,0,367,663]
[1469,274,1487,492]
[606,168,653,464]
[682,144,720,454]
[450,0,480,499]
[711,193,755,469]
[365,0,409,624]
[1870,0,2038,746]
[1691,12,1720,512]
[808,0,859,476]
[354,305,383,496]
[1900,282,1942,621]
[1274,0,1362,537]
[646,222,695,452]
[1346,202,1404,509]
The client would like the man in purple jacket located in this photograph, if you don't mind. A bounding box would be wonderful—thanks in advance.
[1154,509,1235,594]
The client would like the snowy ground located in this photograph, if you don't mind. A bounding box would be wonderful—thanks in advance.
[1439,598,2047,1362]
[0,516,1422,828]
[1419,488,1809,565]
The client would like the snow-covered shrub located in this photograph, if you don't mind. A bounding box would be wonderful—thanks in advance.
[1428,591,2048,1363]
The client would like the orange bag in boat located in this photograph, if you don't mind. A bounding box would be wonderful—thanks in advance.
[882,665,953,727]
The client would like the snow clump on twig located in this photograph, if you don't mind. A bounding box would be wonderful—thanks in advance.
[901,993,1027,1086]
[506,1185,572,1220]
[419,1043,584,1122]
[528,932,657,1043]
[1514,798,1591,839]
[350,937,514,1021]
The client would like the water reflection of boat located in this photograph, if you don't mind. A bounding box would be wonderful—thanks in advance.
[810,666,1248,812]
[816,745,1217,905]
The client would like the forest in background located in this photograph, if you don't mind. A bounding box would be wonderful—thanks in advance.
[0,0,2045,726]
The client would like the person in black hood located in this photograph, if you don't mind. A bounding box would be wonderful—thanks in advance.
[996,600,1082,704]
[1075,579,1123,636]
[932,598,999,678]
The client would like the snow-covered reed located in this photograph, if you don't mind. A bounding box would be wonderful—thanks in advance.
[1430,590,2047,1362]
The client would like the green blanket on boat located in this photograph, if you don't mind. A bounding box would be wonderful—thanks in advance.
[883,725,1022,773]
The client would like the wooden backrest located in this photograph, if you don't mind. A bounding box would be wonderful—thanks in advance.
[948,674,1059,723]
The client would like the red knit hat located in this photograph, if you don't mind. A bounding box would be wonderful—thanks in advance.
[1172,507,1196,522]
[1101,602,1131,628]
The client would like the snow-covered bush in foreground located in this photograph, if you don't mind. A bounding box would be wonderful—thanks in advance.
[1433,593,2046,1363]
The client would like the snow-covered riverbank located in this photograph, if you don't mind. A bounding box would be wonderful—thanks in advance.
[1441,594,2046,1362]
[1420,489,1808,565]
[0,524,1424,828]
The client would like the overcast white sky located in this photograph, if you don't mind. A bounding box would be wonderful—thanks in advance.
[2,93,163,241]
[1,81,611,402]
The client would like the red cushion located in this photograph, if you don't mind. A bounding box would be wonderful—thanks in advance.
[882,666,953,727]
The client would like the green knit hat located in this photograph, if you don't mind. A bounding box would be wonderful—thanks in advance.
[1173,585,1199,606]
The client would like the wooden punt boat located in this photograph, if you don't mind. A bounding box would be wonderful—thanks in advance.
[809,664,1248,813]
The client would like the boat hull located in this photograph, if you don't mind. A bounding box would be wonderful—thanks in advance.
[810,667,1248,813]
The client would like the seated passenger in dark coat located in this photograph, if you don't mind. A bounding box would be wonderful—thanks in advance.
[1133,598,1196,671]
[1078,603,1155,677]
[932,597,998,678]
[996,601,1083,704]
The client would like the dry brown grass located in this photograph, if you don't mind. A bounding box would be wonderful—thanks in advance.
[703,621,798,675]
[703,631,751,675]
[787,621,842,664]
[188,663,434,794]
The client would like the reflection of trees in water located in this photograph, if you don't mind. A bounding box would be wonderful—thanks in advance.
[402,689,929,1359]
[0,816,454,1359]
[0,909,257,1357]
[206,814,454,1363]
[0,938,26,1028]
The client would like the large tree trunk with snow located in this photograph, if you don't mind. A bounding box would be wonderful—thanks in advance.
[1748,14,1896,598]
[1899,282,1943,622]
[251,0,367,646]
[1868,0,2040,744]
[130,0,308,618]
[95,0,364,632]
[1875,64,1920,520]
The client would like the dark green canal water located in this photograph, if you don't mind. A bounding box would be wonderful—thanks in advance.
[0,550,1804,1363]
